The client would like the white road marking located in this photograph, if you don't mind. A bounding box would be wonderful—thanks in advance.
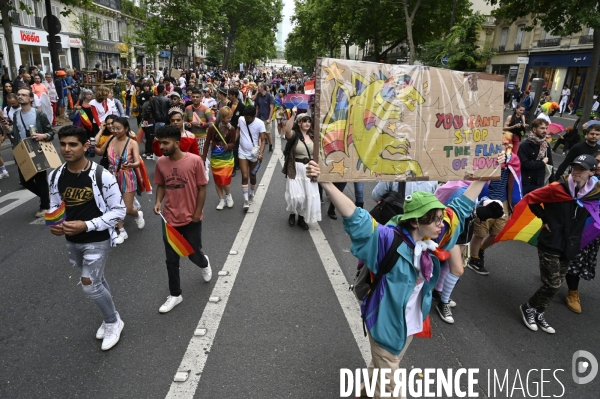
[165,139,282,399]
[308,223,371,366]
[0,190,36,217]
[3,160,15,166]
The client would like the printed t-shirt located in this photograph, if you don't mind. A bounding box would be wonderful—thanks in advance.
[58,167,110,243]
[154,153,207,226]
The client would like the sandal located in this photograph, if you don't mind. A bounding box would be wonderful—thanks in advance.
[288,214,296,227]
[297,216,309,230]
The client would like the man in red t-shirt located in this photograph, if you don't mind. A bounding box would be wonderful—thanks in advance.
[153,125,212,314]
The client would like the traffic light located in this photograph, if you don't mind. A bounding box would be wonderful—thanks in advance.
[46,35,62,51]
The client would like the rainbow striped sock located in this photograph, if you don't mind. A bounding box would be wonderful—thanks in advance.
[242,185,249,201]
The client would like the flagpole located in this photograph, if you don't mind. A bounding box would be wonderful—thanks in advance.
[158,211,168,224]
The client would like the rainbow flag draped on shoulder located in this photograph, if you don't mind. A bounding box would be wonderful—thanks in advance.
[494,182,600,248]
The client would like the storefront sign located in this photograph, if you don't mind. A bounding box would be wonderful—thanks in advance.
[159,51,171,58]
[12,27,48,46]
[517,57,529,64]
[573,56,587,63]
[93,41,120,54]
[69,38,82,47]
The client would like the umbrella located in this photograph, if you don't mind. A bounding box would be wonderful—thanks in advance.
[547,122,565,135]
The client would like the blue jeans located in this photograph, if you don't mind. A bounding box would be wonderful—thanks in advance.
[66,240,118,324]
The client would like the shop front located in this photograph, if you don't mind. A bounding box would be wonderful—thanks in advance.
[68,38,82,71]
[88,41,122,72]
[524,52,600,110]
[12,26,70,72]
[490,53,528,90]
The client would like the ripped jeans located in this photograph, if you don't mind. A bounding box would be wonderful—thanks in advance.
[67,240,118,324]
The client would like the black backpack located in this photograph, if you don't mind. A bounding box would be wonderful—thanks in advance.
[369,182,406,224]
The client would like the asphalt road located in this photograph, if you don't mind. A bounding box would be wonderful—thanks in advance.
[0,113,598,399]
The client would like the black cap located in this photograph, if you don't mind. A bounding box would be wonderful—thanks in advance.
[570,154,598,170]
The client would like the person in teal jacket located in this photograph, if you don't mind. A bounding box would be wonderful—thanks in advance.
[306,160,497,398]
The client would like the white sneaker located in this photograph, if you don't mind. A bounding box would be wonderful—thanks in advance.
[114,230,128,245]
[133,197,141,210]
[225,194,234,208]
[135,211,145,229]
[216,200,225,210]
[201,255,212,282]
[101,315,124,351]
[248,193,255,204]
[0,171,9,179]
[243,200,250,210]
[96,322,105,339]
[159,295,183,313]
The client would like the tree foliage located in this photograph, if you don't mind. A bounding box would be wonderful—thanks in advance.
[73,12,101,69]
[285,0,471,71]
[418,13,495,71]
[488,0,600,130]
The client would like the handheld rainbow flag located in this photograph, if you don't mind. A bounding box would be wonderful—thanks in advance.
[79,110,93,131]
[45,202,66,226]
[159,213,194,257]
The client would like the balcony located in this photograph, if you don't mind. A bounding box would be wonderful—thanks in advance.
[537,38,561,47]
[514,43,522,51]
[35,16,42,29]
[498,45,506,52]
[482,15,496,28]
[10,11,20,25]
[579,35,594,44]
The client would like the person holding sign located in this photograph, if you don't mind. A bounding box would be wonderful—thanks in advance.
[305,159,499,397]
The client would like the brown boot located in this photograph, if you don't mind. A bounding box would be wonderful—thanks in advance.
[566,290,581,313]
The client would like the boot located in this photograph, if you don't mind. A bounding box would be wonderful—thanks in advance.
[355,201,364,208]
[297,215,309,230]
[327,203,337,220]
[566,290,581,313]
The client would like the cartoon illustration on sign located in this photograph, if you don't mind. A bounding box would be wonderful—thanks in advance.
[320,65,426,177]
[315,58,504,182]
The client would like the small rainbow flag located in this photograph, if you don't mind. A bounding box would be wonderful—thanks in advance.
[45,202,66,226]
[79,110,93,130]
[160,213,194,257]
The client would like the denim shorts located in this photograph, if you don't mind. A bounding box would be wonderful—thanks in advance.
[58,97,67,107]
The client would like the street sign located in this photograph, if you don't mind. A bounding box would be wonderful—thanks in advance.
[441,54,449,66]
[517,57,529,64]
[42,16,62,34]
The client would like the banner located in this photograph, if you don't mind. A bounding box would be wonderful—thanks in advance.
[315,58,504,182]
[284,93,312,112]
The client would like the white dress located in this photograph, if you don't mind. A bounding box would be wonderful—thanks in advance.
[285,138,321,223]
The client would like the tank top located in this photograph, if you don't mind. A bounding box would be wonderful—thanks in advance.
[507,113,525,139]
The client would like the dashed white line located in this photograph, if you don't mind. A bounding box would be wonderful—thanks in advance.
[165,139,282,399]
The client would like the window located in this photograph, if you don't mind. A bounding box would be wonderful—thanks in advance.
[107,20,113,41]
[102,21,109,40]
[51,4,61,21]
[587,27,594,35]
[96,18,102,39]
[500,27,509,46]
[19,0,35,27]
[113,21,119,41]
[516,24,525,44]
[544,30,560,39]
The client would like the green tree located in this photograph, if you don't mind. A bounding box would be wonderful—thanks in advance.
[0,0,93,77]
[419,13,495,71]
[73,12,101,69]
[489,0,600,130]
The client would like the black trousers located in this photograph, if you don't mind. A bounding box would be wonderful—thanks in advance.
[163,220,208,296]
[18,169,50,210]
[142,125,155,155]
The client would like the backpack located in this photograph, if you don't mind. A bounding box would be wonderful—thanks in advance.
[369,182,406,224]
[352,230,402,302]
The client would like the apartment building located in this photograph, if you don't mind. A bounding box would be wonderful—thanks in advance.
[488,16,598,110]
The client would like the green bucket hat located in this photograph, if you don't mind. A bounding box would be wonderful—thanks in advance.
[400,191,446,220]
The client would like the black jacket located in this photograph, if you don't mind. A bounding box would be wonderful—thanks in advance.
[518,139,553,188]
[529,177,600,259]
[554,141,600,179]
[145,95,171,123]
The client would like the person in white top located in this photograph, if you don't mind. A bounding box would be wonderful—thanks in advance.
[89,86,115,130]
[201,88,217,111]
[156,67,164,80]
[178,76,186,89]
[559,85,571,116]
[237,105,265,210]
[592,95,599,112]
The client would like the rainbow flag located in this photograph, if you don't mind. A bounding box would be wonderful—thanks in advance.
[160,213,194,257]
[79,110,93,130]
[45,202,66,226]
[495,183,600,248]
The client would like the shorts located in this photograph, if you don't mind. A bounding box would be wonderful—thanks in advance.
[238,152,258,163]
[473,201,509,237]
[58,97,67,107]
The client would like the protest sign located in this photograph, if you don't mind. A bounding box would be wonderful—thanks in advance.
[284,94,311,112]
[314,58,504,182]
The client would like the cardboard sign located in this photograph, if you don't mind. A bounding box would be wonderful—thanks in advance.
[315,58,504,182]
[170,68,181,79]
[13,138,62,181]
